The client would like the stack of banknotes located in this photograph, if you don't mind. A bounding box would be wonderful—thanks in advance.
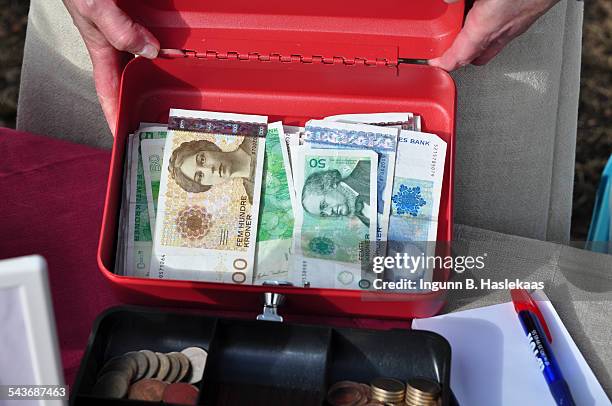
[116,109,447,290]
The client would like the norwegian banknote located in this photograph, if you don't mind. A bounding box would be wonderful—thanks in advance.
[117,110,446,290]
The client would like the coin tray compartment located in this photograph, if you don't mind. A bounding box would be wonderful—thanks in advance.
[326,328,452,405]
[71,307,218,405]
[98,53,456,320]
[71,306,452,405]
[200,319,330,404]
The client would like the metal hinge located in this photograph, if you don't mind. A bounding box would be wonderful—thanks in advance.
[160,49,397,68]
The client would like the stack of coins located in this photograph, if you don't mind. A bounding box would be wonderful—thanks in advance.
[326,381,372,405]
[404,378,441,406]
[370,377,405,405]
[92,346,207,405]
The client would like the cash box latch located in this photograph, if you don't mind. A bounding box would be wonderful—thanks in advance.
[257,291,287,323]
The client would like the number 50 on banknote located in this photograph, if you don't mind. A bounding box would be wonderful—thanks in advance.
[290,147,379,289]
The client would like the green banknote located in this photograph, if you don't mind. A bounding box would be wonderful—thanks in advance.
[125,127,166,277]
[138,127,167,227]
[289,147,378,289]
[127,134,153,277]
[116,133,134,275]
[141,138,166,229]
[255,122,294,283]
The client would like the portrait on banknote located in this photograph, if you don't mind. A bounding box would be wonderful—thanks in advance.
[301,158,372,227]
[157,128,264,252]
[168,136,258,204]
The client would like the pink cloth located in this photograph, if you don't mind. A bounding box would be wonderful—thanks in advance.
[0,128,118,385]
[0,128,409,387]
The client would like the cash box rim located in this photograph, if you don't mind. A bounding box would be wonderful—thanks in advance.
[96,0,463,319]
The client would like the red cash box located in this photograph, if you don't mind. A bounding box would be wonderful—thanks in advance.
[98,0,464,319]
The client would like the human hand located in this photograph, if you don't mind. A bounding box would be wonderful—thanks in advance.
[429,0,560,71]
[63,0,160,133]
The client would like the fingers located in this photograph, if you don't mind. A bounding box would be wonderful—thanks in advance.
[431,0,561,71]
[79,0,159,59]
[429,0,510,71]
[429,20,489,71]
[88,45,123,134]
[64,0,162,133]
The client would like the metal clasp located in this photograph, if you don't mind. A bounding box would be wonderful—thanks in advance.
[256,282,291,322]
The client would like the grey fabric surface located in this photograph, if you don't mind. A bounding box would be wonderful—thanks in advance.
[17,0,112,149]
[548,0,584,242]
[449,223,612,397]
[452,0,583,242]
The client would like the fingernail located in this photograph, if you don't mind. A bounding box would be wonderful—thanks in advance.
[138,44,159,59]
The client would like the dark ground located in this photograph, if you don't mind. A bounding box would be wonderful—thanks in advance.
[571,0,612,240]
[0,0,27,129]
[0,0,610,240]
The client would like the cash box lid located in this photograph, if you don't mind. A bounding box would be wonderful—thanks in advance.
[117,0,464,61]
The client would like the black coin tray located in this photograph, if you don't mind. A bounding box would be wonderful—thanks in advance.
[71,306,454,405]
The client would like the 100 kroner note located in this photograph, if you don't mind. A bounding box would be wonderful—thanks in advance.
[150,109,268,284]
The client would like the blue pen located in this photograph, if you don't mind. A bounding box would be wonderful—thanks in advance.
[511,289,576,406]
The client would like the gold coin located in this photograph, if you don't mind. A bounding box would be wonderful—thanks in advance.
[154,352,171,381]
[404,378,441,406]
[405,398,438,406]
[371,386,404,401]
[140,350,159,379]
[405,393,438,404]
[406,378,440,397]
[164,353,181,383]
[125,351,149,381]
[370,377,405,394]
[405,390,437,399]
[168,351,191,382]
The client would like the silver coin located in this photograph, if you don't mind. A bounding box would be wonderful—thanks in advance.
[168,352,191,383]
[125,351,149,381]
[98,355,137,382]
[140,350,159,379]
[92,370,130,399]
[154,352,170,381]
[164,353,181,383]
[180,347,208,384]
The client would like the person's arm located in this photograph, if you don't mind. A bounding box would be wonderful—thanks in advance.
[62,0,160,133]
[429,0,561,71]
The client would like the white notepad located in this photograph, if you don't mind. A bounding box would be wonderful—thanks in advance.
[412,292,610,406]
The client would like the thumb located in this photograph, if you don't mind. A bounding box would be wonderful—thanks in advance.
[83,0,159,58]
[429,27,486,71]
[428,4,491,72]
[88,46,124,134]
